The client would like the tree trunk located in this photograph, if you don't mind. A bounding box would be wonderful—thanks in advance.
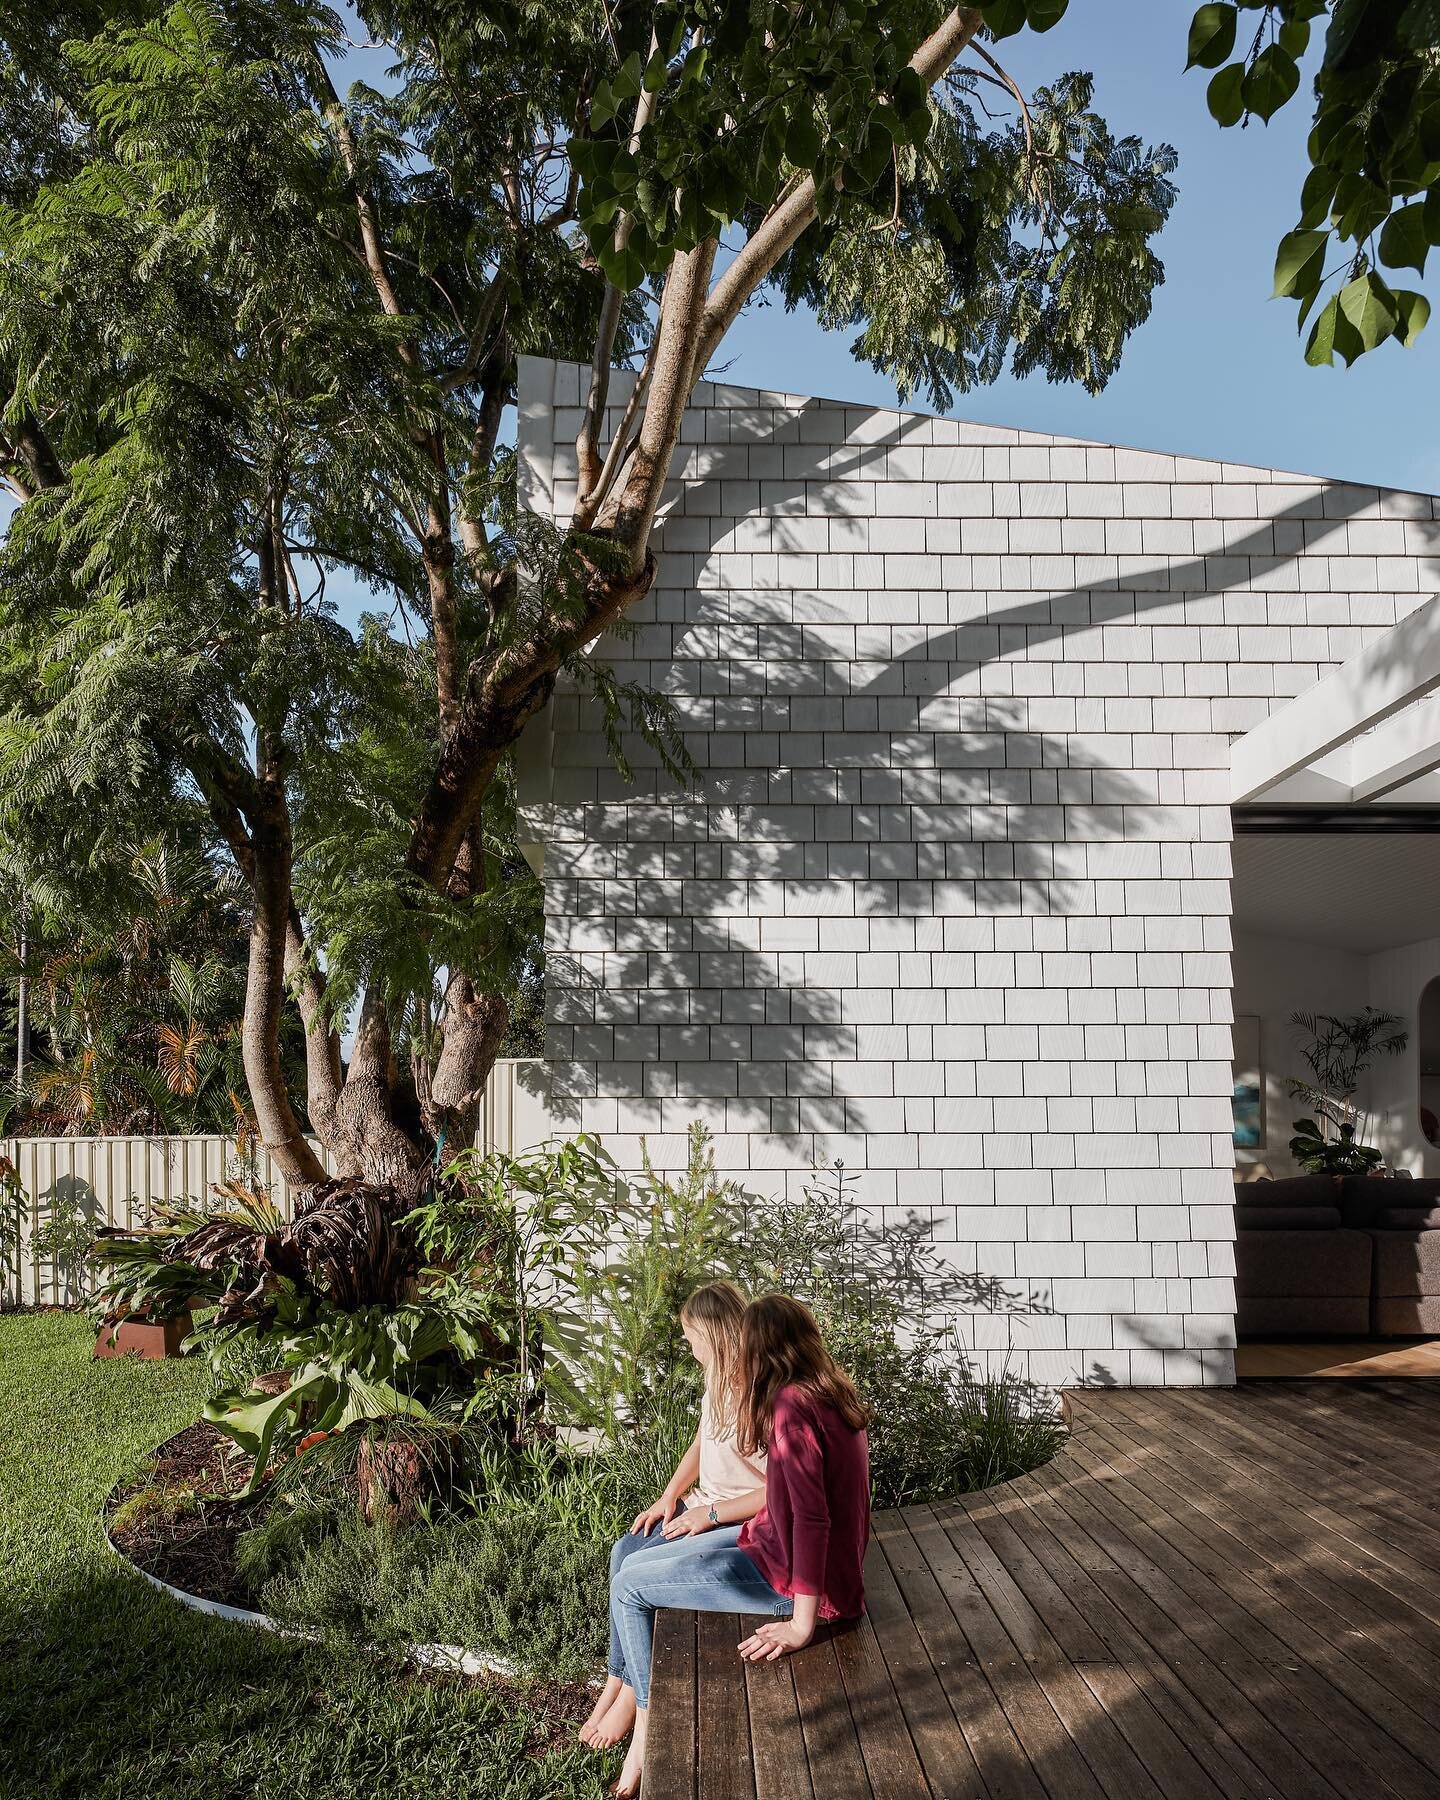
[331,987,433,1196]
[243,785,328,1187]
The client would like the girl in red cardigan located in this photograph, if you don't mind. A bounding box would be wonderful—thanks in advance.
[609,1293,870,1797]
[733,1292,873,1657]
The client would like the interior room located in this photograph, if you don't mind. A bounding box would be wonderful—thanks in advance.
[1230,828,1440,1376]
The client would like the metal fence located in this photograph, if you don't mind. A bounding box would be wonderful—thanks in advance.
[0,1058,553,1307]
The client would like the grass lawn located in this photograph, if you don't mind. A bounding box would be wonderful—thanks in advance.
[0,1312,617,1800]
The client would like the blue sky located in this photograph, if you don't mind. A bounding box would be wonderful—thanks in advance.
[707,4,1439,495]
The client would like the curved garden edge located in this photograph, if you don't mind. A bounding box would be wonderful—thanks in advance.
[100,1392,1074,1679]
[100,1474,526,1685]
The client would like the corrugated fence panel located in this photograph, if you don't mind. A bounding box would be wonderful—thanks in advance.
[0,1059,551,1307]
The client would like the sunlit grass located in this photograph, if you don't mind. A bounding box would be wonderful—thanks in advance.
[0,1312,616,1800]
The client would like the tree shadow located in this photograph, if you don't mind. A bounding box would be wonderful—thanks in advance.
[526,376,1440,1385]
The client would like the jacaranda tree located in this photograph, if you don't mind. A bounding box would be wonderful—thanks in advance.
[0,1,1176,1198]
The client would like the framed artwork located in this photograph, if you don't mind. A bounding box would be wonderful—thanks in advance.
[1232,1013,1264,1148]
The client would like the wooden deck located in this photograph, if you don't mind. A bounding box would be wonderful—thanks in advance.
[644,1380,1440,1798]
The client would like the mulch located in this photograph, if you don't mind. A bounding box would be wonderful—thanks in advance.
[105,1420,258,1608]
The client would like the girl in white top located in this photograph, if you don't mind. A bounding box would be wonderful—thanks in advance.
[580,1280,767,1754]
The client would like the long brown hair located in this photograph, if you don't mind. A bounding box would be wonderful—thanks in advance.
[736,1293,870,1457]
[680,1280,748,1435]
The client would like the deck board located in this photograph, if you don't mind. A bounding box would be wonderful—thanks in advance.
[642,1383,1440,1798]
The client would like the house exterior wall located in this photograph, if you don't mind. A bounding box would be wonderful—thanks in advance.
[517,354,1440,1387]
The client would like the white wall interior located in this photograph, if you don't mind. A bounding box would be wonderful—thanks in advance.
[1230,835,1440,1176]
[1229,926,1369,1176]
[518,356,1440,1388]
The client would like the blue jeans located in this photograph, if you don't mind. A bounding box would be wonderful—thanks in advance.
[609,1528,792,1708]
[607,1504,708,1678]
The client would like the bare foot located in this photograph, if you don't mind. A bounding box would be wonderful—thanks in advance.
[613,1707,647,1797]
[590,1684,637,1749]
[580,1675,622,1746]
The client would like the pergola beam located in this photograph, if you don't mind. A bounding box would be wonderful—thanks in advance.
[1349,695,1440,801]
[1230,594,1440,805]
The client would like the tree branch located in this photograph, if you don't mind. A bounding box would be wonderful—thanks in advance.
[606,238,718,565]
[694,7,984,373]
[5,407,65,492]
[314,63,420,369]
[242,777,328,1186]
[575,32,661,505]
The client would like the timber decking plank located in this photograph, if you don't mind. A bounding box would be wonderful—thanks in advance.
[1025,1447,1349,1800]
[873,1512,1050,1800]
[827,1616,932,1800]
[1062,1417,1439,1798]
[645,1610,698,1799]
[862,1530,989,1800]
[1105,1388,1440,1673]
[925,1501,1218,1800]
[658,1386,1440,1800]
[1114,1387,1440,1629]
[1078,1400,1440,1778]
[1163,1384,1440,1544]
[740,1617,816,1800]
[696,1613,755,1800]
[949,1483,1273,1799]
[790,1627,874,1799]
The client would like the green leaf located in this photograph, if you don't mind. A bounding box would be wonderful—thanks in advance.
[1024,0,1070,29]
[1278,15,1312,57]
[1242,45,1300,123]
[1425,185,1440,245]
[1337,268,1399,354]
[598,238,646,292]
[1304,292,1361,365]
[1379,201,1430,274]
[642,46,669,93]
[786,108,821,168]
[1186,4,1237,69]
[1399,0,1440,49]
[982,0,1027,40]
[893,65,927,121]
[1396,288,1432,346]
[1323,0,1370,69]
[612,50,645,101]
[589,84,616,131]
[1207,63,1246,127]
[1298,164,1338,229]
[1273,228,1328,297]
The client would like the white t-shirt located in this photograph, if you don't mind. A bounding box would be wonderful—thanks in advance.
[686,1387,767,1506]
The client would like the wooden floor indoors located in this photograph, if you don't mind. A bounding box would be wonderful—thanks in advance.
[644,1381,1440,1798]
[1235,1339,1440,1378]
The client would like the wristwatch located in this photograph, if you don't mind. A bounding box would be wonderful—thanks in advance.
[707,1502,720,1525]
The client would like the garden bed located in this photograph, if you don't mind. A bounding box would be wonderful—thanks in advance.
[105,1420,254,1608]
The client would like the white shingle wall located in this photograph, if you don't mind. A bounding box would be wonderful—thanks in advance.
[517,355,1440,1388]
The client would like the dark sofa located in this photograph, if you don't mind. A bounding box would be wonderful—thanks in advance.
[1234,1174,1440,1338]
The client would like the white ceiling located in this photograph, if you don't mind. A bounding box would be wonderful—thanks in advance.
[1232,833,1440,954]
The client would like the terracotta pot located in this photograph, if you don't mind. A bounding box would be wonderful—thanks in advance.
[94,1311,193,1361]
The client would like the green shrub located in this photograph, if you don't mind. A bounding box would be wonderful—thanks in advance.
[732,1159,1063,1507]
[947,1367,1066,1493]
[252,1503,611,1681]
[545,1122,744,1437]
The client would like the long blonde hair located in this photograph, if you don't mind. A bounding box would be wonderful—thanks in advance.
[680,1280,748,1435]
